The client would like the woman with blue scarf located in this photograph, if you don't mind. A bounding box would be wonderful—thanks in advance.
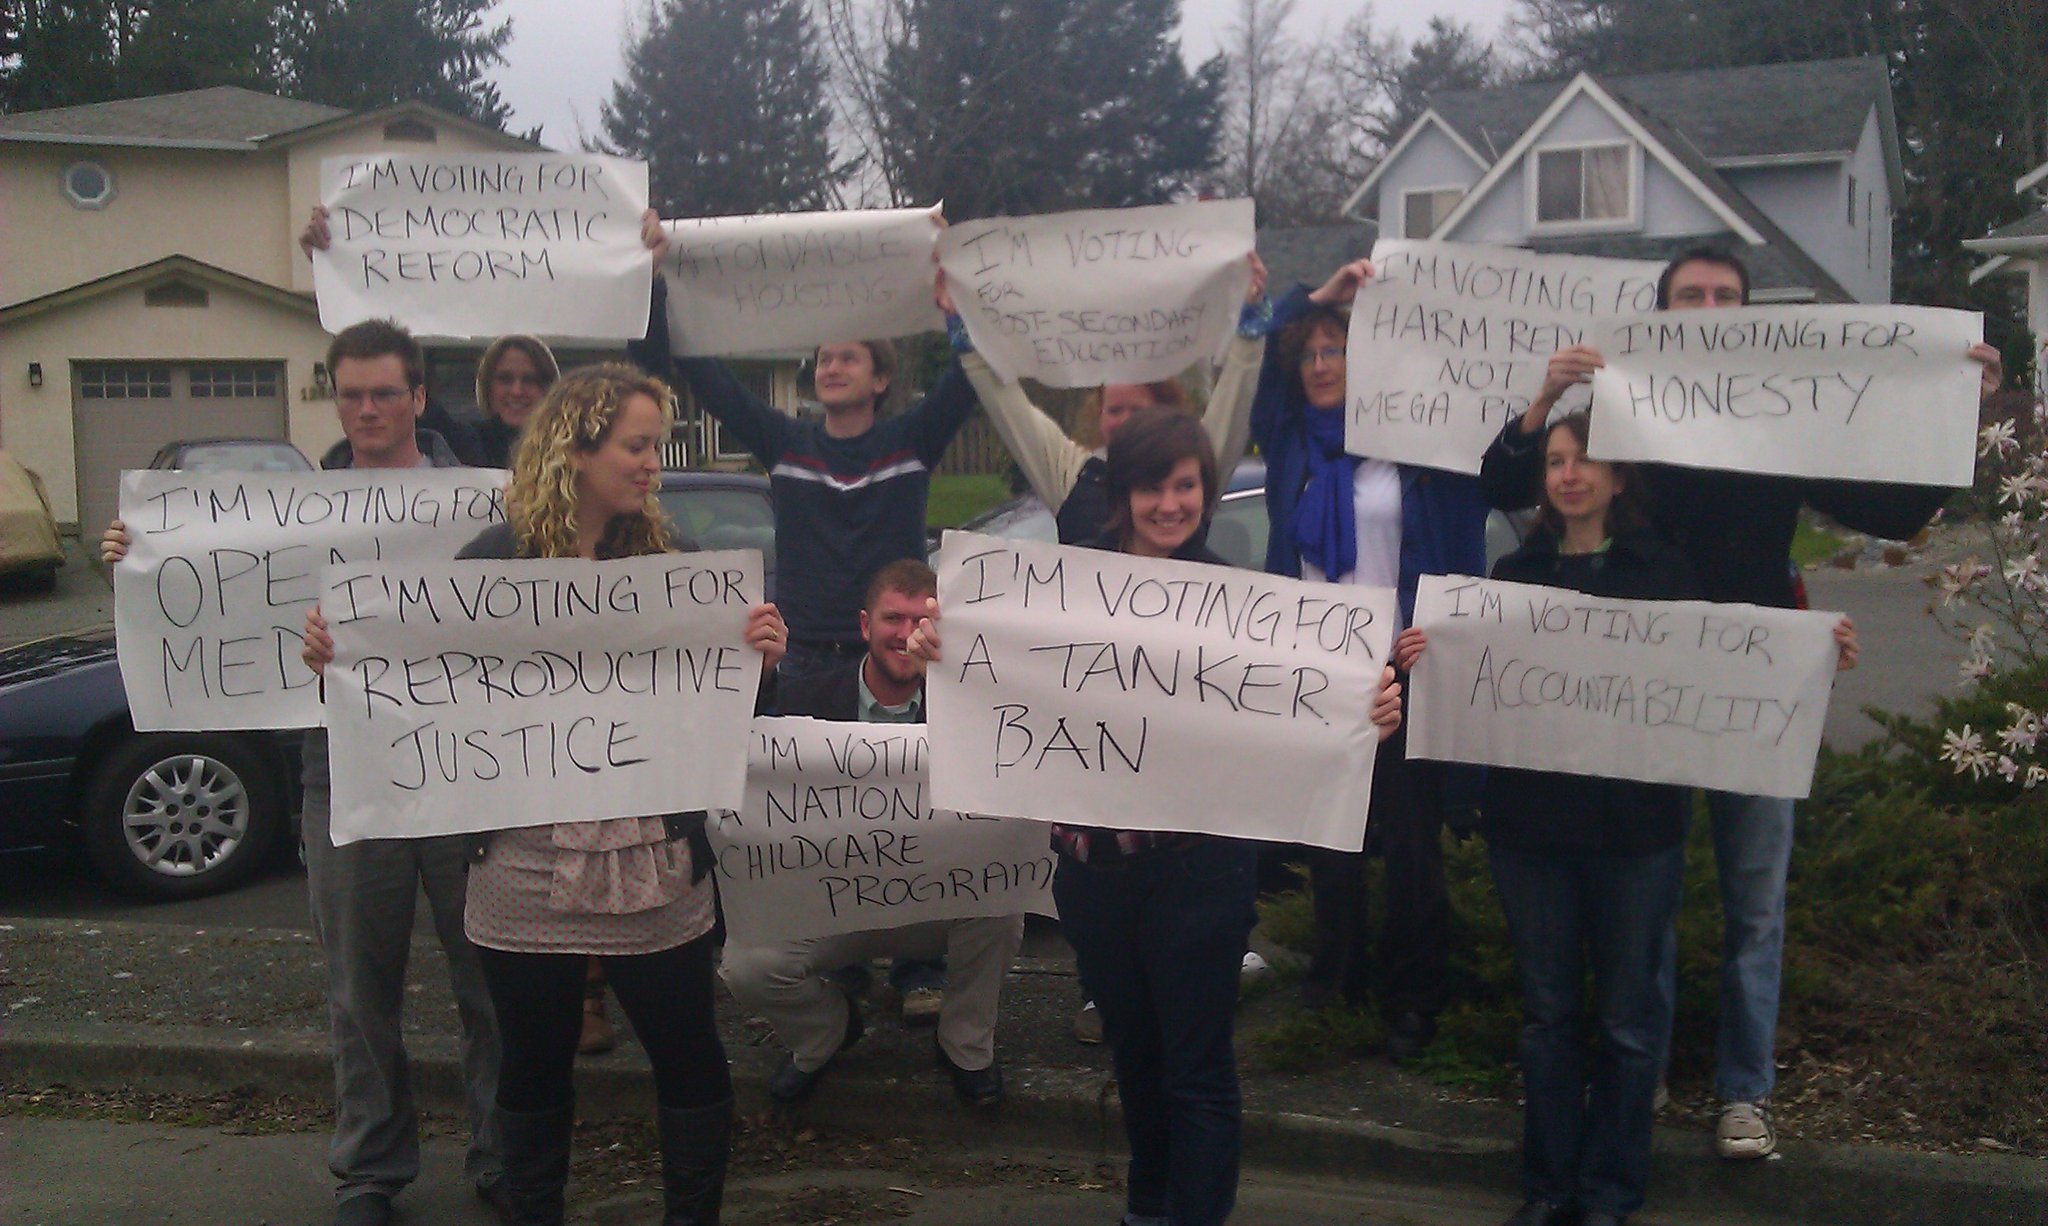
[1251,260,1488,1058]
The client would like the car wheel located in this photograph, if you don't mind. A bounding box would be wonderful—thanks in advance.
[80,733,283,900]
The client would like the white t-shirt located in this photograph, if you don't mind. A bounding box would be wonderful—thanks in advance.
[1303,459,1404,620]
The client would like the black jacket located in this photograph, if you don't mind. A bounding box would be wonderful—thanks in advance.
[1479,419,1948,609]
[1478,527,1700,856]
[775,657,927,722]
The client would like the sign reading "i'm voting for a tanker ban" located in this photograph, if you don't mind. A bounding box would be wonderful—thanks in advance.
[924,531,1395,850]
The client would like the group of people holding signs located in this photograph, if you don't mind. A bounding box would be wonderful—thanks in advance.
[102,151,2002,1226]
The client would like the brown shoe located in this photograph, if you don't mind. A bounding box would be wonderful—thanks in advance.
[578,988,616,1055]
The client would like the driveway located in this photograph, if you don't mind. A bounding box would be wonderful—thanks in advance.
[0,539,112,648]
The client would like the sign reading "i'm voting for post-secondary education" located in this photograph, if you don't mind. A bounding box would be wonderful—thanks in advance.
[113,469,508,732]
[925,531,1395,851]
[320,550,762,845]
[939,199,1256,389]
[1405,575,1844,798]
[709,717,1057,946]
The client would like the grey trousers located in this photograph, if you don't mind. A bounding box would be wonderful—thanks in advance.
[721,916,1024,1072]
[301,791,502,1202]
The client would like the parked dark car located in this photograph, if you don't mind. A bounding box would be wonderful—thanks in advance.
[956,458,1529,570]
[0,628,297,899]
[0,465,778,900]
[147,438,312,474]
[658,470,777,599]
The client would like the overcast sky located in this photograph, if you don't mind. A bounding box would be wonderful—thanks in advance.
[493,0,1520,150]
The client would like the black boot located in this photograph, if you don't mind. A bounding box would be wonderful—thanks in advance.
[658,1098,734,1226]
[497,1102,575,1226]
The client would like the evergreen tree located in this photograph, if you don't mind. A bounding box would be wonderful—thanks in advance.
[275,0,514,129]
[601,0,840,216]
[856,0,1223,218]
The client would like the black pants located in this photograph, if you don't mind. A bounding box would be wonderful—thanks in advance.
[1302,723,1450,1017]
[476,935,732,1113]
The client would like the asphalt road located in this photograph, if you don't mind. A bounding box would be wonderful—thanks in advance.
[4,1114,1790,1226]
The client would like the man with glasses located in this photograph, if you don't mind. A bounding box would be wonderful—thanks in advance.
[1480,247,2003,1172]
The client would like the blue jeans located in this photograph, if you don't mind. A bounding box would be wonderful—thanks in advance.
[1055,839,1258,1226]
[1702,790,1796,1102]
[1490,842,1682,1218]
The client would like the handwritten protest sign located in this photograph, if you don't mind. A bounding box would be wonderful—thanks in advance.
[925,531,1393,849]
[939,199,1255,388]
[708,717,1056,945]
[1586,304,1982,486]
[658,206,943,356]
[114,469,507,731]
[1406,575,1841,798]
[311,153,652,339]
[321,551,761,845]
[1347,241,1664,473]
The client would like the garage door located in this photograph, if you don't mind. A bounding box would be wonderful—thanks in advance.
[72,362,287,534]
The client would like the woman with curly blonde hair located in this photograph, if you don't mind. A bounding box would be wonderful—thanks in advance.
[307,363,786,1226]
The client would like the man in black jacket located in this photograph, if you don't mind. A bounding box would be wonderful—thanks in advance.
[1478,248,2003,1163]
[720,560,1023,1107]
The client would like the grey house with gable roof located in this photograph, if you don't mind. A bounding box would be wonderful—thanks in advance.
[1343,57,1899,304]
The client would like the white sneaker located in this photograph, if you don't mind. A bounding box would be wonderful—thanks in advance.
[1716,1100,1776,1159]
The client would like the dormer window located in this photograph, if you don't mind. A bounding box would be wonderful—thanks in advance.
[1532,141,1638,231]
[1401,187,1465,239]
[383,117,437,142]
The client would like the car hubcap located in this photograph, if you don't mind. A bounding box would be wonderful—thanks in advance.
[123,754,249,877]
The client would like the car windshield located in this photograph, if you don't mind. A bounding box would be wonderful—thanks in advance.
[172,443,312,473]
[657,485,777,573]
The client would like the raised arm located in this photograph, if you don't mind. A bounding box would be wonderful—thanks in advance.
[961,350,1090,508]
[1201,253,1271,475]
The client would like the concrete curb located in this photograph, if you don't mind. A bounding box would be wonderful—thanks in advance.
[6,1021,2041,1225]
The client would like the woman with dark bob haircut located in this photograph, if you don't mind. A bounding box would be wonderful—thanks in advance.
[911,406,1404,1226]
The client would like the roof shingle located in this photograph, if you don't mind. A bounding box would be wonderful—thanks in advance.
[0,87,346,147]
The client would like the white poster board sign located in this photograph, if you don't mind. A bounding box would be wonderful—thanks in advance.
[925,531,1394,849]
[114,469,507,731]
[1347,240,1664,473]
[658,206,944,356]
[311,153,652,339]
[321,551,762,845]
[939,199,1255,388]
[709,717,1057,945]
[1406,575,1841,798]
[1586,304,1982,486]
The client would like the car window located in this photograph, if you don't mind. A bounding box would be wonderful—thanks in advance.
[1208,492,1269,570]
[173,443,313,473]
[658,486,777,574]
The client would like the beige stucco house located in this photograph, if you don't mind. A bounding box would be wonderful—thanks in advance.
[0,87,555,532]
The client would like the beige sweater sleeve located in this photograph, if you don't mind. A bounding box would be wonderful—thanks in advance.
[961,351,1091,509]
[1202,334,1265,476]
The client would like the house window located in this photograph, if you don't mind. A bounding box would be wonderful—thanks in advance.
[189,364,281,399]
[1534,143,1634,227]
[1401,188,1465,239]
[61,160,117,209]
[1847,174,1858,226]
[77,364,171,399]
[144,281,210,308]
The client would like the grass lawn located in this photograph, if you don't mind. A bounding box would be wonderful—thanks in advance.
[1791,515,1847,568]
[926,474,1012,530]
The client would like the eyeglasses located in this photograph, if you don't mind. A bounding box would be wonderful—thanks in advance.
[336,387,413,409]
[1298,346,1347,369]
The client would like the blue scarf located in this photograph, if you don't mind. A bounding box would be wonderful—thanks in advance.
[1291,406,1361,580]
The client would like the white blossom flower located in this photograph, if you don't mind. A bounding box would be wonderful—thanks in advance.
[1980,419,2018,457]
[1941,725,1994,779]
[2026,765,2047,791]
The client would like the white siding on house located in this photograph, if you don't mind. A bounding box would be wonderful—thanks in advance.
[1444,92,1727,245]
[1721,108,1890,303]
[1371,125,1483,238]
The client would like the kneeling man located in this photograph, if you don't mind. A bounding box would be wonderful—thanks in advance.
[722,559,1024,1106]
